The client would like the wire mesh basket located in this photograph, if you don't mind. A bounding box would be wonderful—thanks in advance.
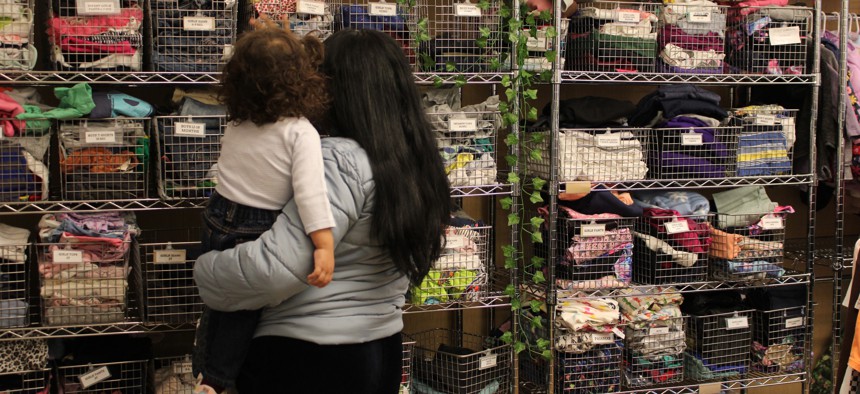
[402,337,416,393]
[524,19,569,72]
[57,360,147,394]
[154,115,225,199]
[0,121,51,202]
[152,355,195,393]
[725,6,813,74]
[730,107,797,177]
[684,310,752,381]
[0,369,50,394]
[565,1,661,72]
[48,0,145,71]
[0,0,36,71]
[649,126,740,179]
[752,306,805,374]
[332,0,418,67]
[527,128,650,183]
[633,213,711,285]
[709,211,789,280]
[557,342,622,393]
[58,118,149,200]
[248,0,335,39]
[416,0,508,72]
[0,239,30,328]
[411,328,511,394]
[151,0,238,72]
[550,215,635,288]
[411,225,491,305]
[138,241,203,324]
[429,110,499,187]
[657,2,727,74]
[622,317,686,387]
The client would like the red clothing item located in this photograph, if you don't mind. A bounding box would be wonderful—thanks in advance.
[643,208,711,254]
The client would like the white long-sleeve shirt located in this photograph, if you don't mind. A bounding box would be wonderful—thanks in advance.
[215,117,335,234]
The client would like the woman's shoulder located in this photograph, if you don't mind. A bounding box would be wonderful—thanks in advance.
[321,137,373,186]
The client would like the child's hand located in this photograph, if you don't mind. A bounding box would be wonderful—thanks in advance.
[307,248,334,288]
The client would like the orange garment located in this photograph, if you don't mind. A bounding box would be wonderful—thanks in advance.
[708,224,743,260]
[613,192,634,205]
[61,148,137,173]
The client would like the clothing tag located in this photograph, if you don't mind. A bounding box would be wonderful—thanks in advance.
[611,327,625,339]
[580,223,606,237]
[296,0,326,15]
[53,250,84,264]
[478,354,497,369]
[664,220,690,234]
[369,2,398,16]
[595,133,621,148]
[79,366,111,389]
[183,17,216,31]
[445,234,466,249]
[725,316,749,329]
[448,118,477,131]
[760,216,784,230]
[84,131,117,144]
[681,132,703,146]
[174,122,206,138]
[591,332,615,344]
[154,249,187,264]
[649,326,670,335]
[687,11,711,23]
[769,26,801,45]
[77,0,120,15]
[785,317,804,329]
[455,3,482,17]
[754,114,777,126]
[564,181,591,194]
[173,362,193,375]
[617,11,640,23]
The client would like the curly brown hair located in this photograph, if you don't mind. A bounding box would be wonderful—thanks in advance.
[219,26,329,125]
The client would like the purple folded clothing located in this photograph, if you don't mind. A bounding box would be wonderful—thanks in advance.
[658,152,728,178]
[657,59,724,74]
[659,25,725,52]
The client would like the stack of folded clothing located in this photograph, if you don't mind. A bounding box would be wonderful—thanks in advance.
[658,0,727,73]
[724,1,810,74]
[0,0,36,71]
[619,288,686,386]
[633,204,711,284]
[253,0,333,39]
[0,223,29,328]
[153,0,237,72]
[335,5,415,65]
[48,0,144,71]
[566,5,659,72]
[555,298,622,393]
[630,84,729,127]
[748,285,806,373]
[730,105,795,176]
[681,291,751,380]
[37,212,138,326]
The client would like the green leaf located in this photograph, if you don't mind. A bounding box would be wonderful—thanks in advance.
[500,331,513,344]
[546,26,557,39]
[507,171,521,184]
[514,341,527,354]
[500,196,513,210]
[503,113,518,127]
[541,350,552,360]
[445,62,456,72]
[508,32,520,45]
[530,26,538,38]
[530,133,546,143]
[505,88,517,102]
[509,19,522,31]
[531,231,543,243]
[530,216,545,230]
[503,284,516,297]
[433,76,444,88]
[502,244,516,258]
[505,154,517,167]
[507,213,520,226]
[527,107,538,121]
[511,297,521,311]
[537,338,551,349]
[524,89,538,100]
[519,69,534,80]
[499,5,511,18]
[530,300,543,313]
[540,70,552,82]
[531,315,544,329]
[489,58,500,71]
[533,270,546,284]
[525,13,536,27]
[504,133,519,146]
[532,177,547,190]
[504,257,516,269]
[501,75,511,88]
[545,50,557,63]
[479,26,491,37]
[476,36,488,49]
[477,0,491,10]
[528,148,542,162]
[529,191,544,204]
[539,10,552,22]
[531,256,545,269]
[498,101,509,113]
[455,75,467,88]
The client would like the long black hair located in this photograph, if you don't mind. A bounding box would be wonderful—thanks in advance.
[322,29,450,285]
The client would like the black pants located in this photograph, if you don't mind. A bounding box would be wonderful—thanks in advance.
[236,333,403,394]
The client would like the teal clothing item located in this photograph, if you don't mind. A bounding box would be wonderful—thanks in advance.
[712,186,778,228]
[17,105,51,135]
[17,83,95,120]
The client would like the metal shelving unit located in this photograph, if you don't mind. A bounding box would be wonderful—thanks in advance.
[560,71,818,85]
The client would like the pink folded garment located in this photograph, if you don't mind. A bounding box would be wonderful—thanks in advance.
[60,36,137,54]
[49,7,143,39]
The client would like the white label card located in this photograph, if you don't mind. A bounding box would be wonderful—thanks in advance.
[183,17,216,31]
[664,220,691,234]
[769,26,801,45]
[448,118,477,131]
[370,2,398,16]
[455,3,482,17]
[649,326,670,335]
[725,316,749,330]
[0,126,5,139]
[755,114,777,126]
[617,11,640,23]
[526,35,548,50]
[85,131,117,144]
[173,362,193,375]
[681,133,703,146]
[760,216,784,230]
[445,234,467,249]
[79,366,111,389]
[580,223,606,237]
[174,122,206,138]
[611,327,626,339]
[154,249,187,264]
[479,354,497,369]
[77,0,120,15]
[296,0,326,15]
[688,11,711,23]
[785,317,804,328]
[591,332,615,344]
[53,250,83,264]
[595,133,621,148]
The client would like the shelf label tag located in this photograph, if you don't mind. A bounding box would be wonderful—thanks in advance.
[479,354,497,369]
[754,114,777,125]
[649,326,671,335]
[785,317,804,329]
[700,382,722,394]
[53,250,83,264]
[526,34,548,50]
[595,133,621,147]
[173,362,193,375]
[78,0,120,15]
[665,220,690,234]
[760,216,784,230]
[611,327,626,339]
[725,316,749,329]
[688,11,711,23]
[445,234,467,249]
[183,17,216,31]
[370,2,398,16]
[581,223,606,237]
[591,332,615,344]
[455,3,482,16]
[85,131,117,144]
[174,122,206,138]
[80,366,111,389]
[448,118,477,131]
[0,126,5,139]
[769,26,801,45]
[564,181,591,194]
[296,1,326,15]
[681,132,703,146]
[617,11,641,23]
[154,249,187,264]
